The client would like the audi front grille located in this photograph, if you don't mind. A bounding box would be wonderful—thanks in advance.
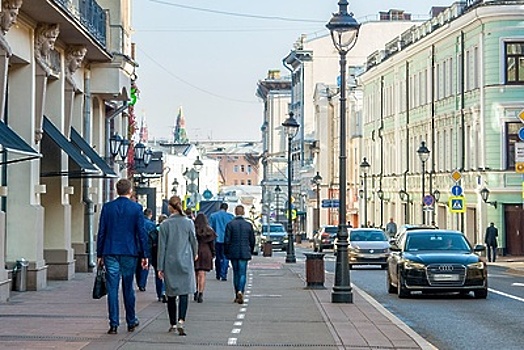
[426,264,466,286]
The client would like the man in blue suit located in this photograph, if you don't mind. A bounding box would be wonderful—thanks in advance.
[97,178,150,335]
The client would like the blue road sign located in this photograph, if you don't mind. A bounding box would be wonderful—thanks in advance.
[451,185,463,196]
[519,127,524,141]
[321,199,340,208]
[449,196,466,213]
[423,194,434,206]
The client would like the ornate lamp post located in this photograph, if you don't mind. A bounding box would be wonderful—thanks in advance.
[275,185,282,223]
[171,178,179,195]
[417,141,430,224]
[282,112,300,263]
[327,0,360,303]
[311,172,322,234]
[360,157,370,227]
[193,156,203,195]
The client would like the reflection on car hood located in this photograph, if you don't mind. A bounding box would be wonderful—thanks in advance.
[404,252,480,265]
[350,241,389,250]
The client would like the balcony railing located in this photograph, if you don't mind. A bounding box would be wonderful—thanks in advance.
[53,0,107,47]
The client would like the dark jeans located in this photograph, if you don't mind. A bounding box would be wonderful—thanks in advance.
[151,248,165,299]
[215,242,229,280]
[104,255,139,328]
[487,244,497,262]
[230,259,248,294]
[167,295,188,325]
[135,260,149,289]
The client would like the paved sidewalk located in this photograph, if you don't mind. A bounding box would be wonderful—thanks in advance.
[0,253,437,350]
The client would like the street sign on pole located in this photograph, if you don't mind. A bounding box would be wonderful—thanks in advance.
[451,185,463,196]
[449,196,466,213]
[423,194,434,206]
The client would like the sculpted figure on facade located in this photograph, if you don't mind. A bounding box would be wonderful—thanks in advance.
[0,0,23,57]
[65,45,87,91]
[34,23,60,76]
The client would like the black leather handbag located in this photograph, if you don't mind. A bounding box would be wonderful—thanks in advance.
[92,264,107,299]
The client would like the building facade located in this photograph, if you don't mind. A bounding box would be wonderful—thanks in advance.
[358,0,524,254]
[0,0,136,301]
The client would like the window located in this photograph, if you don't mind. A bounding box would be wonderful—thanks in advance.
[247,180,252,185]
[241,181,245,185]
[505,42,524,84]
[506,122,520,170]
[240,165,245,172]
[247,165,252,174]
[233,165,239,173]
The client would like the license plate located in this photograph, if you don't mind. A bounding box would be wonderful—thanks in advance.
[433,274,459,281]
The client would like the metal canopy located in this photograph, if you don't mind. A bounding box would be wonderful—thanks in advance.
[70,127,117,178]
[0,121,41,165]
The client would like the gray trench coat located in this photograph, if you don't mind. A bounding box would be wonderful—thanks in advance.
[158,213,198,296]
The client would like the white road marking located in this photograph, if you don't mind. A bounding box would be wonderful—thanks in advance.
[234,321,242,326]
[232,328,241,334]
[511,282,524,287]
[237,313,245,319]
[489,288,524,303]
[240,307,247,312]
[228,338,237,345]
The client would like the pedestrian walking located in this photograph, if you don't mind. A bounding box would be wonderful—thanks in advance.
[385,217,397,238]
[96,178,150,335]
[485,222,498,262]
[224,205,255,304]
[157,195,198,336]
[193,212,217,303]
[209,203,234,281]
[135,208,156,292]
[151,214,168,302]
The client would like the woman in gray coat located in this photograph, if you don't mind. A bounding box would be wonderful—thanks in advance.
[158,196,198,335]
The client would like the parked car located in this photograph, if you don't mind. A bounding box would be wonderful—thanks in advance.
[387,229,488,299]
[313,225,338,252]
[260,223,288,251]
[347,228,390,269]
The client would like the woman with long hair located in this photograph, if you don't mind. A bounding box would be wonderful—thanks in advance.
[193,213,216,303]
[157,196,198,335]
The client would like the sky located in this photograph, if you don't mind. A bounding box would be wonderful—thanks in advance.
[131,0,452,142]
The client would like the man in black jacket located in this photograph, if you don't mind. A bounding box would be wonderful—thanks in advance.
[224,205,255,304]
[485,222,498,262]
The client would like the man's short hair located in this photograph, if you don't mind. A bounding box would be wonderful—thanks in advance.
[220,203,228,210]
[116,178,132,196]
[144,208,153,217]
[235,205,244,216]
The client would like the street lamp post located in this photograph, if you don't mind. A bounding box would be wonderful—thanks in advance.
[312,172,322,233]
[171,178,179,196]
[193,156,203,195]
[360,158,370,227]
[417,141,430,224]
[275,185,281,223]
[327,0,360,303]
[282,112,300,264]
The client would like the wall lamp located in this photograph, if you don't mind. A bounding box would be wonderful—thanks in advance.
[398,189,412,203]
[377,189,389,202]
[432,189,441,203]
[480,188,497,208]
[110,133,152,167]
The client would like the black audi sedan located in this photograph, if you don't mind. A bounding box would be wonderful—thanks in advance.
[387,229,487,299]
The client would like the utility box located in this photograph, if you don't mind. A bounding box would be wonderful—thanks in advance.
[262,242,272,257]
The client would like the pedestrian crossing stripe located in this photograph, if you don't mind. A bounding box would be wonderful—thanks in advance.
[448,196,466,213]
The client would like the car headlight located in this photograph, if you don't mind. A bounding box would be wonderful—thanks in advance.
[404,261,426,270]
[348,247,360,253]
[467,262,485,269]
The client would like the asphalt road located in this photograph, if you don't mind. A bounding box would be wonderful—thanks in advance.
[313,249,524,350]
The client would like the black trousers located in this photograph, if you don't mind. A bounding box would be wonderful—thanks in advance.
[167,294,188,325]
[486,244,497,262]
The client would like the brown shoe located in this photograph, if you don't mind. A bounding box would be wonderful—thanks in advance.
[236,291,243,304]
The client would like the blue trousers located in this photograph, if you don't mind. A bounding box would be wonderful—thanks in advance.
[104,255,139,328]
[135,260,149,290]
[215,242,229,280]
[230,259,248,294]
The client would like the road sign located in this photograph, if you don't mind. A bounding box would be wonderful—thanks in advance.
[449,196,466,213]
[451,170,462,182]
[202,189,213,200]
[519,127,524,141]
[517,163,524,174]
[321,199,339,208]
[423,194,434,206]
[519,109,524,123]
[451,185,463,196]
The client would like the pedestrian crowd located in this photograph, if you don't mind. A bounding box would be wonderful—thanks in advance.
[96,179,255,336]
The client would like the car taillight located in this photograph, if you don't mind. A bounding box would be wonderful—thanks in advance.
[321,233,330,238]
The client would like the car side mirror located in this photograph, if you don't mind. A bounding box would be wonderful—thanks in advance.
[389,238,397,245]
[389,243,401,252]
[473,244,486,252]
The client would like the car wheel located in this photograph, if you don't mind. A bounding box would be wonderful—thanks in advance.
[387,270,396,294]
[474,288,488,299]
[397,271,410,298]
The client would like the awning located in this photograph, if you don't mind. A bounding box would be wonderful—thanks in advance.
[0,121,41,165]
[70,128,117,178]
[41,116,100,178]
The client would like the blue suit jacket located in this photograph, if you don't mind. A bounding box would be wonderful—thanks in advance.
[96,196,150,258]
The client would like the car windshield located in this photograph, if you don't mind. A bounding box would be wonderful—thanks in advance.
[323,227,338,235]
[405,233,471,251]
[350,230,388,242]
[262,225,286,234]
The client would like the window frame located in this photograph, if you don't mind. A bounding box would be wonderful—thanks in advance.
[505,42,524,84]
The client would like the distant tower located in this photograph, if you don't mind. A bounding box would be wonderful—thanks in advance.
[173,106,189,143]
[139,113,148,142]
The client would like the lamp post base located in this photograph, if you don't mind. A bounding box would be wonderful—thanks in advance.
[331,288,353,303]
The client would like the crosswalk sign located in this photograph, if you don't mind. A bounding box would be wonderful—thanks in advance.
[449,196,466,213]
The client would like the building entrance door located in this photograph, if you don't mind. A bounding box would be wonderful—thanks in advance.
[504,205,524,256]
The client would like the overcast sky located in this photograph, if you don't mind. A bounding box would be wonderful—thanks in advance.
[132,0,453,142]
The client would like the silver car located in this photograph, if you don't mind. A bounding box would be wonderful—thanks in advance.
[348,228,390,269]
